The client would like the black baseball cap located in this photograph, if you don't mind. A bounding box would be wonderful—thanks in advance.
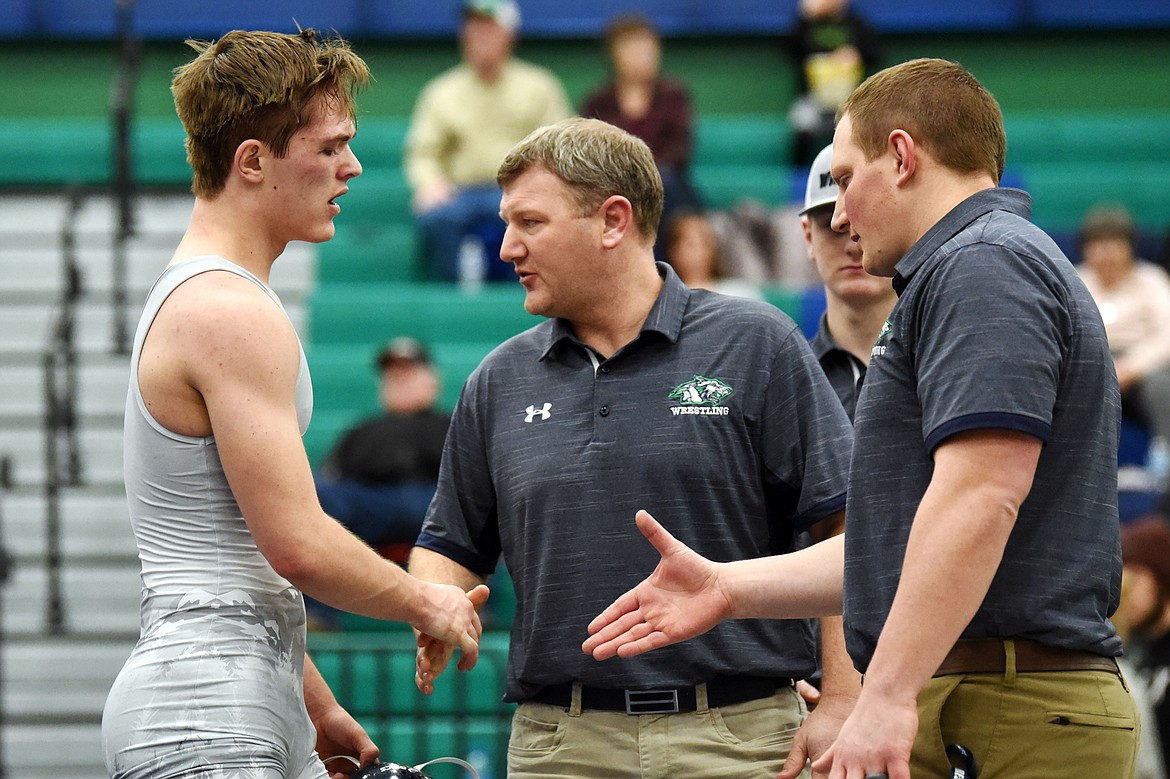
[375,337,431,369]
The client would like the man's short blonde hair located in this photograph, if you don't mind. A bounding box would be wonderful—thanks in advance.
[840,58,1005,184]
[497,117,664,241]
[171,29,370,198]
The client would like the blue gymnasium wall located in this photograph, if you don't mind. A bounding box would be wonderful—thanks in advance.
[1,0,1169,39]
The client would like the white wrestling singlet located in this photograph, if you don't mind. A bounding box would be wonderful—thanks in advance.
[102,257,326,779]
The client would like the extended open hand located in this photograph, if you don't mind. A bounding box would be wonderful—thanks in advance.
[582,510,733,660]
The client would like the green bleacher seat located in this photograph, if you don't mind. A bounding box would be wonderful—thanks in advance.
[304,338,502,465]
[340,170,413,226]
[694,114,790,167]
[369,717,510,779]
[133,118,190,186]
[429,341,502,406]
[310,630,511,711]
[318,222,420,283]
[351,118,411,172]
[309,631,514,778]
[308,283,540,347]
[1021,161,1170,232]
[0,117,190,188]
[1006,113,1170,166]
[692,163,788,209]
[0,118,110,186]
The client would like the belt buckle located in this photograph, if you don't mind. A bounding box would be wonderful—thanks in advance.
[624,688,680,715]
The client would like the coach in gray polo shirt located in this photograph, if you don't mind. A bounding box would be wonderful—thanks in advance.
[409,117,855,778]
[585,60,1137,779]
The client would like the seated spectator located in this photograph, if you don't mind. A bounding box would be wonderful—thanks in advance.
[315,337,450,555]
[1077,204,1170,447]
[706,200,823,289]
[666,209,760,299]
[787,0,882,166]
[404,0,570,283]
[1119,515,1170,778]
[579,13,705,259]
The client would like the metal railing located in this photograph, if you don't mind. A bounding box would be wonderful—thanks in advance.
[110,0,140,356]
[309,630,514,779]
[39,187,89,635]
[0,455,13,778]
[34,0,140,635]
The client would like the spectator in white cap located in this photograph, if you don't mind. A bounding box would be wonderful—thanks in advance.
[802,143,896,421]
[405,0,571,283]
[777,144,893,773]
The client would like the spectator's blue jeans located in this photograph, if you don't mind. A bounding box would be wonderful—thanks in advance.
[416,184,511,282]
[308,477,437,628]
[315,477,436,548]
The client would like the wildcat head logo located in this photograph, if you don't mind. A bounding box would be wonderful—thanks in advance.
[668,375,734,407]
[872,319,893,360]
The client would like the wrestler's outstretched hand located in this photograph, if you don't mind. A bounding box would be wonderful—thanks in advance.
[582,510,732,660]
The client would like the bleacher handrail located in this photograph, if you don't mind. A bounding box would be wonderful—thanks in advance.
[110,0,139,356]
[39,186,89,636]
[0,453,12,778]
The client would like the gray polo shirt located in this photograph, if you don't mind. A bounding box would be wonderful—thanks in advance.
[844,188,1124,671]
[418,263,853,701]
[810,314,868,422]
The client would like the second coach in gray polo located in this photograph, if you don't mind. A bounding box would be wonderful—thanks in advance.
[409,117,855,778]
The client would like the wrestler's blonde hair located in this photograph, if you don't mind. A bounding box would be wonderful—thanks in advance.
[171,29,370,197]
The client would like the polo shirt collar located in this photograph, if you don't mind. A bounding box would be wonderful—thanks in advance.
[892,187,1032,295]
[808,312,840,361]
[542,261,689,360]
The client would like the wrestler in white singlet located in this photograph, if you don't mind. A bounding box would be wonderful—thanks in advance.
[103,257,325,779]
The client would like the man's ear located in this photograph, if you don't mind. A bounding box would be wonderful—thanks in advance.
[888,129,916,186]
[600,195,635,250]
[234,139,265,185]
[800,214,815,261]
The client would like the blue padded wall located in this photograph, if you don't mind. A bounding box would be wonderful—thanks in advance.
[1026,0,1170,29]
[6,0,1167,40]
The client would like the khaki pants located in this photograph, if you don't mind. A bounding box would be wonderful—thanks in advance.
[912,663,1139,778]
[507,683,809,779]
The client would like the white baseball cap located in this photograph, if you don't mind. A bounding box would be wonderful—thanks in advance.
[799,144,838,215]
[463,0,521,33]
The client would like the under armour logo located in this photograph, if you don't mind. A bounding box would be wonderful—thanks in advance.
[524,403,552,423]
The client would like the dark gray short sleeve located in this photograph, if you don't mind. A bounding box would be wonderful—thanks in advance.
[912,242,1062,452]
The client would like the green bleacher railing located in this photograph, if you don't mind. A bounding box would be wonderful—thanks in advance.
[309,630,514,779]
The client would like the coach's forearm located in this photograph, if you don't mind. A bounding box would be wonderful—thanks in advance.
[725,534,845,620]
[408,546,488,591]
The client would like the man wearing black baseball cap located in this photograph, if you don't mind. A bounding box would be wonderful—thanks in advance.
[315,337,450,567]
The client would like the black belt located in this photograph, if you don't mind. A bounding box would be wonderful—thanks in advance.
[527,675,793,715]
